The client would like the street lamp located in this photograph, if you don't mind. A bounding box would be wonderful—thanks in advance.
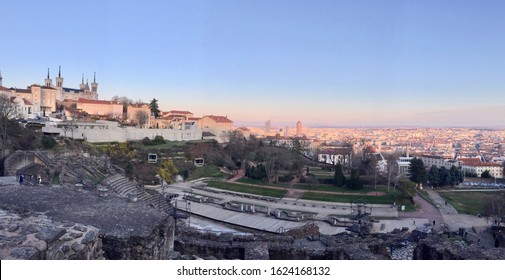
[186,201,191,227]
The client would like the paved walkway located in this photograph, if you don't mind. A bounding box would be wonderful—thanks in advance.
[426,190,458,215]
[398,194,444,231]
[226,169,245,182]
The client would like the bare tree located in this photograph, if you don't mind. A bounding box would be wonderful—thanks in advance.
[135,110,149,128]
[0,95,20,156]
[484,192,505,221]
[384,152,400,191]
[257,146,290,183]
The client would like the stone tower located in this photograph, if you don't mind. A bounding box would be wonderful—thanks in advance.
[44,68,52,87]
[55,66,64,101]
[55,66,63,88]
[91,72,98,99]
[79,74,85,90]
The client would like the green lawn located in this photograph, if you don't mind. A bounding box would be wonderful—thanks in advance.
[302,191,415,210]
[439,191,502,216]
[206,181,287,198]
[237,177,270,185]
[188,165,229,180]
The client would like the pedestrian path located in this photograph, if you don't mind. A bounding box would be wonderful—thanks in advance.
[426,190,458,215]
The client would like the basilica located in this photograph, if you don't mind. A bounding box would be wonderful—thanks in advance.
[0,67,98,117]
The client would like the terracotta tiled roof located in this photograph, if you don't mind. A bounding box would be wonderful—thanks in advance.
[458,158,482,165]
[130,103,148,108]
[0,86,11,91]
[464,162,501,167]
[77,98,119,105]
[169,110,192,115]
[14,88,32,93]
[188,117,201,121]
[205,115,233,123]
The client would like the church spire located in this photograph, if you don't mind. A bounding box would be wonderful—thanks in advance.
[45,68,52,87]
[58,66,61,78]
[93,72,96,83]
[82,73,84,84]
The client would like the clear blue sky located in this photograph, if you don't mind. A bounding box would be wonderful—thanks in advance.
[2,0,505,127]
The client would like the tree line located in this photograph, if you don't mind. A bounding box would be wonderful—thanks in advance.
[409,157,464,187]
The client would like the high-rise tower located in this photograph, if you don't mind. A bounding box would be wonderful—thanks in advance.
[296,121,303,136]
[265,120,271,134]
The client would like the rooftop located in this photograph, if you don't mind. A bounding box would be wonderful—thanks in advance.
[204,115,233,123]
[77,98,119,105]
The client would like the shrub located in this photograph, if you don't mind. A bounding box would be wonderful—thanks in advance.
[41,135,57,149]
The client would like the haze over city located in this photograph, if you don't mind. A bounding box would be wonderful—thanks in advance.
[2,0,505,127]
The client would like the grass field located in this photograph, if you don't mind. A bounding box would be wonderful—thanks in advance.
[302,191,416,210]
[206,181,287,198]
[439,191,502,215]
[237,177,270,185]
[188,165,229,180]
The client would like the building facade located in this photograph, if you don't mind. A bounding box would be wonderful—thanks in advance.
[197,115,234,141]
[2,67,98,117]
[77,98,123,118]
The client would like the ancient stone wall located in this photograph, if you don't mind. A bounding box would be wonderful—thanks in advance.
[101,216,174,260]
[413,235,505,260]
[0,209,103,260]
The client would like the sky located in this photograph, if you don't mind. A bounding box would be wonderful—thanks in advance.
[1,0,505,127]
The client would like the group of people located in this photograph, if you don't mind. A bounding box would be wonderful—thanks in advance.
[18,174,42,185]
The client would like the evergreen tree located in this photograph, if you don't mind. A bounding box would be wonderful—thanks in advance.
[449,166,461,186]
[481,170,492,178]
[397,178,416,202]
[149,98,160,119]
[409,157,427,185]
[348,168,363,190]
[334,163,346,187]
[428,165,440,187]
[438,166,450,186]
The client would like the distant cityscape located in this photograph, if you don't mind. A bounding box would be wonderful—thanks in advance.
[1,68,504,179]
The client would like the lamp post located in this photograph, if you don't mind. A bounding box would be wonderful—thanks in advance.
[186,201,191,227]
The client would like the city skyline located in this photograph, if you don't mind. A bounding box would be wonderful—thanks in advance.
[2,0,505,127]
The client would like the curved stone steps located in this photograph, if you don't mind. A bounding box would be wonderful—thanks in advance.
[103,174,174,214]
